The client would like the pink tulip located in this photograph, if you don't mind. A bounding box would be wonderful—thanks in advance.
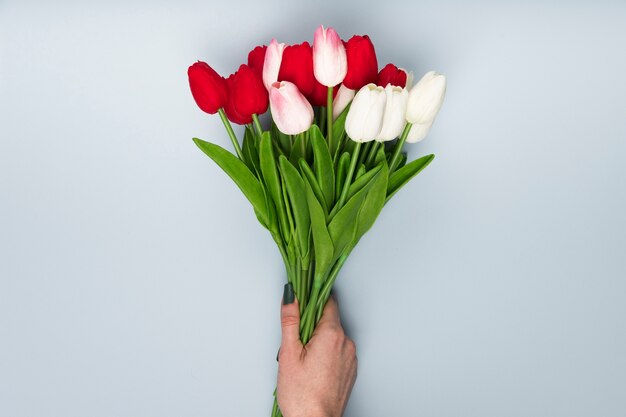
[332,84,355,120]
[263,38,286,91]
[313,25,347,87]
[269,81,314,135]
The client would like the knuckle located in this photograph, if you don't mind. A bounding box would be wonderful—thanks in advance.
[281,316,299,328]
[345,339,357,355]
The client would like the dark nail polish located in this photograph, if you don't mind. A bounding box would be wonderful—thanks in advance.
[276,348,280,361]
[283,283,294,305]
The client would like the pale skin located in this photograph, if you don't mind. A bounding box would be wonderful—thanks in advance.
[277,295,358,417]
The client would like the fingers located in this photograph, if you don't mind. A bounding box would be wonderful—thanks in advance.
[316,295,341,330]
[280,283,302,358]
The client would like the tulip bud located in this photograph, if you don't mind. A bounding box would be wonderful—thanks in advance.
[188,61,228,114]
[226,64,268,123]
[224,73,252,124]
[405,71,446,125]
[248,45,267,80]
[377,85,409,142]
[278,42,315,97]
[313,25,347,87]
[269,81,314,135]
[377,63,408,88]
[406,120,434,143]
[333,84,355,120]
[343,35,378,90]
[263,39,286,91]
[345,83,387,142]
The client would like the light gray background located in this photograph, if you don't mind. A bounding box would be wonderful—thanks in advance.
[1,1,625,416]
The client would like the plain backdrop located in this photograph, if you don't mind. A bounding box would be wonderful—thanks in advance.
[1,1,625,416]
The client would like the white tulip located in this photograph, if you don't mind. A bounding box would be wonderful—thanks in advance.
[404,70,414,89]
[405,70,446,125]
[332,84,355,120]
[406,120,434,143]
[377,84,409,142]
[345,83,387,143]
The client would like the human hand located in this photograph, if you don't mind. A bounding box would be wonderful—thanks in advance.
[277,283,358,417]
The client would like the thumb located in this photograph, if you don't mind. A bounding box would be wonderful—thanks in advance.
[280,283,302,357]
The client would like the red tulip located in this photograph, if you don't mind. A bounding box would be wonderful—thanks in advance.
[224,74,252,124]
[342,35,378,90]
[188,61,228,114]
[228,64,268,121]
[278,42,315,96]
[377,63,408,88]
[247,45,267,80]
[307,80,339,107]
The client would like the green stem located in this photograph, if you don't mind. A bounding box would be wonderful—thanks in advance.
[315,251,350,321]
[357,141,371,167]
[334,141,362,210]
[252,113,264,137]
[218,108,244,160]
[388,123,413,173]
[299,132,306,159]
[326,86,334,153]
[365,141,381,167]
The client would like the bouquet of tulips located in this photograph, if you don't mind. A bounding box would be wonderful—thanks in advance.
[188,25,446,416]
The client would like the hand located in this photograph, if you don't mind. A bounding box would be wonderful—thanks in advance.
[277,284,358,417]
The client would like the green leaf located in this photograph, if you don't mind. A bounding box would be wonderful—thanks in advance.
[346,162,383,201]
[259,132,290,242]
[355,163,366,180]
[290,134,307,166]
[353,162,388,242]
[193,138,268,226]
[305,180,334,278]
[374,144,386,166]
[335,152,350,202]
[271,121,292,155]
[242,126,261,176]
[387,154,435,202]
[279,156,311,262]
[310,125,335,212]
[397,153,408,169]
[327,176,374,261]
[299,158,327,216]
[327,164,390,260]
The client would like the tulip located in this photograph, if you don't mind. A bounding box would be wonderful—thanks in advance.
[406,120,434,143]
[345,83,387,142]
[343,35,378,90]
[405,70,446,124]
[313,25,347,87]
[269,81,314,135]
[278,42,315,96]
[333,84,355,120]
[188,61,228,114]
[377,84,409,141]
[223,73,252,124]
[377,63,408,88]
[263,39,285,91]
[405,71,414,89]
[247,45,267,80]
[308,80,337,106]
[228,64,268,122]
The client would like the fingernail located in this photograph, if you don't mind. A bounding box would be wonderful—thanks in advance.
[283,283,294,305]
[276,347,280,361]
